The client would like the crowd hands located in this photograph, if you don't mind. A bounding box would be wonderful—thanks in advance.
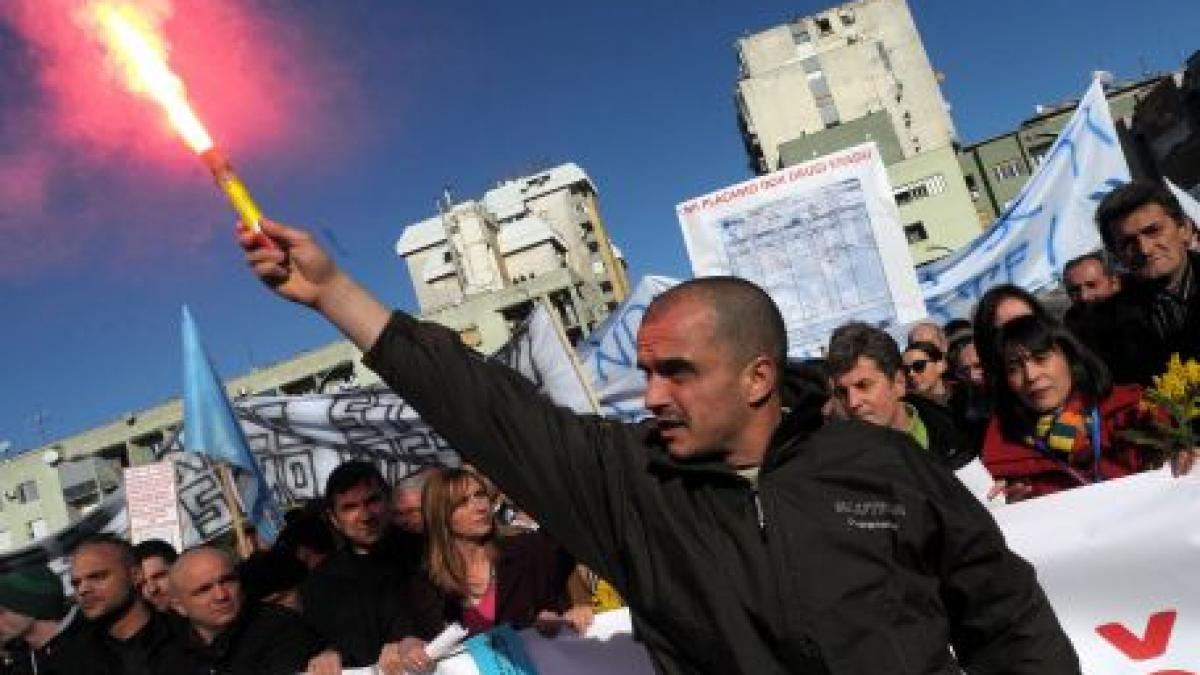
[809,180,1199,504]
[0,462,599,675]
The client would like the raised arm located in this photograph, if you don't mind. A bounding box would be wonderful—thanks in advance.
[237,219,391,350]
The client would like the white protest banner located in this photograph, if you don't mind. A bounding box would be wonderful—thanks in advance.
[576,275,678,422]
[677,142,925,357]
[493,301,597,414]
[995,468,1200,672]
[918,78,1130,322]
[123,460,183,550]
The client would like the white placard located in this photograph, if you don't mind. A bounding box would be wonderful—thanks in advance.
[122,460,183,551]
[677,142,925,357]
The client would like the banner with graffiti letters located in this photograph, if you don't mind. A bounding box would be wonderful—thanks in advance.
[168,387,460,544]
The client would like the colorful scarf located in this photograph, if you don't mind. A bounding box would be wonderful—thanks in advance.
[1028,403,1092,464]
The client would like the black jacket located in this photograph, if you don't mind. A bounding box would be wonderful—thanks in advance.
[906,394,977,471]
[300,530,423,667]
[0,609,95,675]
[1075,250,1200,385]
[364,312,1079,674]
[165,603,324,675]
[89,609,192,675]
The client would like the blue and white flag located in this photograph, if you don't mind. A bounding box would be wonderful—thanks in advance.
[919,78,1131,322]
[576,276,678,422]
[181,306,281,543]
[493,301,597,414]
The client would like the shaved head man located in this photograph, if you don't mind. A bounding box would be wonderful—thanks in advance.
[169,545,326,673]
[169,547,242,642]
[638,277,786,466]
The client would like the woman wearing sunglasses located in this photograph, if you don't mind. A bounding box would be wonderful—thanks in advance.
[902,341,950,405]
[980,313,1177,503]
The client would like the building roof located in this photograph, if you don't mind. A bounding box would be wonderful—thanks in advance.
[396,215,448,257]
[484,163,594,208]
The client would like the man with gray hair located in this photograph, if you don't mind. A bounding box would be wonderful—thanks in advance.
[391,469,430,535]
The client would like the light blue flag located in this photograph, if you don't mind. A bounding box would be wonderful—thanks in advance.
[918,77,1131,322]
[181,306,281,542]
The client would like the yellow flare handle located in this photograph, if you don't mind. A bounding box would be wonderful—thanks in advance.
[217,173,263,234]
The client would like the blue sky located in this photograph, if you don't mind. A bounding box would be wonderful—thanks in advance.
[1,0,1197,452]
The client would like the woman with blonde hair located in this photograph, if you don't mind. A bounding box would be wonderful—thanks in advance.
[392,467,589,673]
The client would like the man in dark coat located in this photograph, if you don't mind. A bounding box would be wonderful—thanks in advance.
[0,565,91,675]
[300,462,428,668]
[240,219,1079,673]
[166,546,326,675]
[69,535,190,675]
[1077,181,1200,384]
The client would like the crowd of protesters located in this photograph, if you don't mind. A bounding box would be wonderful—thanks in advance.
[0,460,595,675]
[2,180,1198,673]
[816,180,1198,506]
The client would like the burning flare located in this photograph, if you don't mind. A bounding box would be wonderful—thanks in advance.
[91,2,264,233]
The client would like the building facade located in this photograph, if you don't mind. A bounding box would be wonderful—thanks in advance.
[959,75,1167,225]
[395,163,629,352]
[735,0,955,174]
[736,0,979,264]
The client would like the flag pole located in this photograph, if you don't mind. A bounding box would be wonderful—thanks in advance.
[214,462,252,558]
[534,297,603,414]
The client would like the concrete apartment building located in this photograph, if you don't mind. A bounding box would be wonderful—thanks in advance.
[396,163,629,353]
[735,0,980,264]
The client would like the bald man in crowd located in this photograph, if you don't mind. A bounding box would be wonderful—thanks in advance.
[69,535,187,674]
[166,545,329,675]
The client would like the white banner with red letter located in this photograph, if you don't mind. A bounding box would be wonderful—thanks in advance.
[995,467,1200,672]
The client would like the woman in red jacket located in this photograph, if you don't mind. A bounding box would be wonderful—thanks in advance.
[981,313,1164,502]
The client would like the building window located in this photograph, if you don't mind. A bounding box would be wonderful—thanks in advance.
[992,159,1024,181]
[893,174,947,206]
[26,519,48,541]
[964,174,980,200]
[904,222,929,244]
[815,17,833,36]
[839,10,856,26]
[790,23,810,45]
[16,480,38,504]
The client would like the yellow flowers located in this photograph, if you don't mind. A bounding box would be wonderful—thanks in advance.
[1150,354,1200,414]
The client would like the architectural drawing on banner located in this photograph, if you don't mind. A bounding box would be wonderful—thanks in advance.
[678,142,925,357]
[717,178,895,355]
